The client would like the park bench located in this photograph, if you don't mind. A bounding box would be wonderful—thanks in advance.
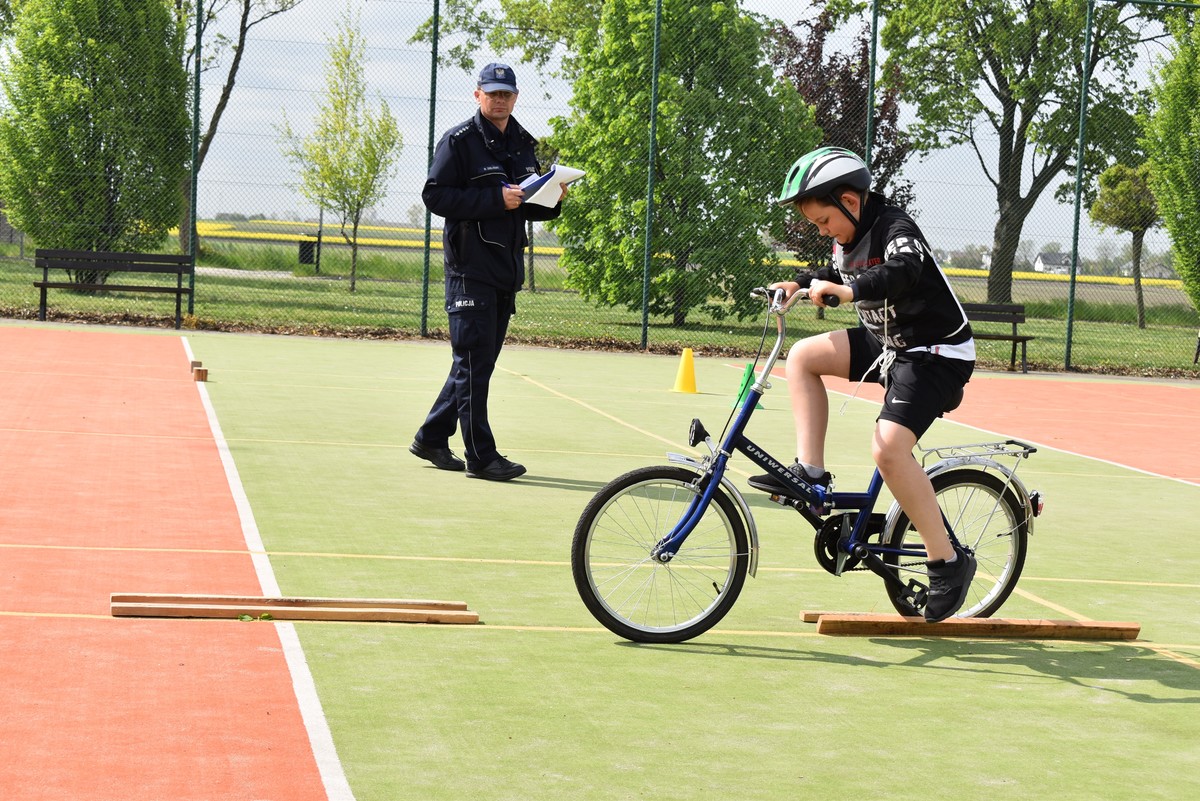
[962,302,1034,373]
[35,249,193,329]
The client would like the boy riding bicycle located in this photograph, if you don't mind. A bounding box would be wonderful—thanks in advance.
[749,147,978,622]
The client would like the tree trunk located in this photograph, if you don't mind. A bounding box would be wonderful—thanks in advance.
[176,1,263,251]
[672,279,687,327]
[527,220,535,292]
[348,215,360,293]
[1131,229,1146,329]
[178,175,193,255]
[987,215,1022,304]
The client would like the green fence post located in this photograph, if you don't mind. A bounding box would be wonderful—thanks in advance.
[864,0,879,168]
[421,0,440,337]
[188,5,202,316]
[1066,0,1097,371]
[640,0,664,351]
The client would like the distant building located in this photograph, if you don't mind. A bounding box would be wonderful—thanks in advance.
[1116,260,1176,280]
[1033,252,1071,275]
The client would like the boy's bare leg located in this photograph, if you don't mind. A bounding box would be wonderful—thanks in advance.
[872,420,954,562]
[784,330,851,470]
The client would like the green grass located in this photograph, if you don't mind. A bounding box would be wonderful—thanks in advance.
[1026,297,1199,327]
[187,333,1200,801]
[2,241,1197,376]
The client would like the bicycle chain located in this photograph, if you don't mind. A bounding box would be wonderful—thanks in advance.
[844,559,926,572]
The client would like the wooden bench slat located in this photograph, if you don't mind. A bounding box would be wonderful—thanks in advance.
[34,282,192,294]
[973,332,1033,342]
[35,248,191,264]
[36,259,193,275]
[964,311,1026,323]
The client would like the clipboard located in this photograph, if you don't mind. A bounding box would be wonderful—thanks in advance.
[519,165,585,207]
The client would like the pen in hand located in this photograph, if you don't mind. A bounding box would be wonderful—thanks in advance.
[501,182,524,210]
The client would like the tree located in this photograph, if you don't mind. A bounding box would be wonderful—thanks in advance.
[279,5,402,292]
[768,3,915,270]
[173,1,305,251]
[880,0,1164,303]
[409,0,603,74]
[1089,163,1159,328]
[547,0,820,326]
[1143,13,1200,318]
[0,0,191,273]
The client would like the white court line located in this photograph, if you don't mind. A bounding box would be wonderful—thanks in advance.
[182,338,355,801]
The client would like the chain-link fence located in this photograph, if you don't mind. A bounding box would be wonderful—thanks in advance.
[0,0,1196,375]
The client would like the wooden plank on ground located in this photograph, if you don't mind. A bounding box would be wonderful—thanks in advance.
[812,613,1140,640]
[112,593,469,611]
[801,610,861,623]
[110,593,478,625]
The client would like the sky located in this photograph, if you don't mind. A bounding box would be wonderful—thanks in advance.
[196,0,1173,262]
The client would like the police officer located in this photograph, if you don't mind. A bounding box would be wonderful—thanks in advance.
[410,63,565,482]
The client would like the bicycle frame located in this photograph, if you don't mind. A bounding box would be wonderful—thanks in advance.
[653,290,886,551]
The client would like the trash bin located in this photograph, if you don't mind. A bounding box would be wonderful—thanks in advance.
[298,239,315,264]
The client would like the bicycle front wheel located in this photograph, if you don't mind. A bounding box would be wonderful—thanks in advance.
[882,468,1029,618]
[571,465,749,643]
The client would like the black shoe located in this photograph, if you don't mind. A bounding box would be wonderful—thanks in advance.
[466,456,526,482]
[747,461,831,496]
[923,547,977,622]
[409,440,466,471]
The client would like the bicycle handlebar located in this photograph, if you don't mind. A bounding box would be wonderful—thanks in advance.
[751,286,841,312]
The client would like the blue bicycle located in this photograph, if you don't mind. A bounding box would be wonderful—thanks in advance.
[572,288,1044,643]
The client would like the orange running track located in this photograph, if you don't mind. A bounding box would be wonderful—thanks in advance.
[0,327,331,801]
[823,371,1199,485]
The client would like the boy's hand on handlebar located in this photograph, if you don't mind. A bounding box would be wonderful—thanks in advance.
[808,279,852,309]
[767,281,802,302]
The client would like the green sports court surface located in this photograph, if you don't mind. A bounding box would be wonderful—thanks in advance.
[1,323,1197,800]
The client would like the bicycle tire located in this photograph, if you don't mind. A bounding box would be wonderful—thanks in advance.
[571,465,750,643]
[881,468,1029,618]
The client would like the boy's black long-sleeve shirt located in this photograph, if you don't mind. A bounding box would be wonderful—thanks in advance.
[801,192,973,352]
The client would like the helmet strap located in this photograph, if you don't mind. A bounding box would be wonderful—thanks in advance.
[827,190,868,237]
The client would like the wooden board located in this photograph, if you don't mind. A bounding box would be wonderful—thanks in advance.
[810,613,1140,640]
[112,593,469,611]
[110,593,478,625]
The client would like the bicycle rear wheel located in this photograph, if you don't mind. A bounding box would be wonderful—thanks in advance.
[882,468,1028,618]
[571,465,749,643]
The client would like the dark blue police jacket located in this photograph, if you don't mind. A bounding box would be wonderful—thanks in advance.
[422,110,562,293]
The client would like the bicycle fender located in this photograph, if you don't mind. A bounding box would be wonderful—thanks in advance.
[667,453,760,577]
[918,458,1037,536]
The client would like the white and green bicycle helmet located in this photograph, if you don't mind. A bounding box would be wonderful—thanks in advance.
[776,146,871,207]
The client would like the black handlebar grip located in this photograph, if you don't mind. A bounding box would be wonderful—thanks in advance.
[823,295,840,308]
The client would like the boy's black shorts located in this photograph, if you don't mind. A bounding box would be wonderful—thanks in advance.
[846,327,975,439]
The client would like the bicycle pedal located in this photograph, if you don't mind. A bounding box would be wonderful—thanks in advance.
[902,578,929,610]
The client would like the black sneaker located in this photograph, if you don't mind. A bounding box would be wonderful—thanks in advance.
[747,461,831,496]
[409,440,466,472]
[466,456,527,482]
[923,547,977,622]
